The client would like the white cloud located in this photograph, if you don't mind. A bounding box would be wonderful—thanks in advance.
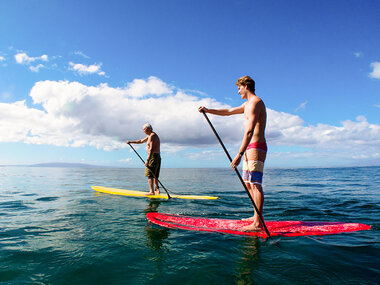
[26,77,232,149]
[369,62,380,79]
[14,52,48,64]
[0,56,5,61]
[125,76,173,98]
[354,52,362,58]
[0,100,75,146]
[295,101,307,112]
[73,51,90,59]
[1,76,380,165]
[185,149,224,161]
[119,158,132,163]
[69,62,105,76]
[29,64,45,72]
[14,53,28,64]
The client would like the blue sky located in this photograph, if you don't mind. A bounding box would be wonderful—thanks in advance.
[0,0,379,168]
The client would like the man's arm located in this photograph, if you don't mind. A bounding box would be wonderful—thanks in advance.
[198,104,244,116]
[126,136,148,144]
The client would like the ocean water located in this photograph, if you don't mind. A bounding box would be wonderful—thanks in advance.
[0,166,379,284]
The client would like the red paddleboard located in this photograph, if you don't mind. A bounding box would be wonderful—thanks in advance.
[147,212,371,238]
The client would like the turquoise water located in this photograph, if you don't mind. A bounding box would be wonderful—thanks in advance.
[0,166,379,284]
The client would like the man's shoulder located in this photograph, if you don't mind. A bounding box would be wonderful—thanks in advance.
[246,96,263,106]
[252,94,263,102]
[245,96,265,114]
[151,132,159,139]
[253,96,265,107]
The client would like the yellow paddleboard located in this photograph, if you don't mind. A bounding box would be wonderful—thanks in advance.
[92,186,218,200]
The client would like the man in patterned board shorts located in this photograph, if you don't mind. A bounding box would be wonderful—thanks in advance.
[199,75,267,231]
[126,123,161,195]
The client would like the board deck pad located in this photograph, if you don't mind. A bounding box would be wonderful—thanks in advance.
[92,186,218,200]
[147,212,371,238]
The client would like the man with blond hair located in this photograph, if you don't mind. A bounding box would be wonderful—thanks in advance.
[126,123,161,195]
[198,75,267,231]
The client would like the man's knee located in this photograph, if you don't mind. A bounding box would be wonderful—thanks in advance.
[252,183,263,192]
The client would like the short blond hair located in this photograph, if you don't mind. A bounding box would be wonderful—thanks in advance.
[236,75,255,93]
[142,123,152,131]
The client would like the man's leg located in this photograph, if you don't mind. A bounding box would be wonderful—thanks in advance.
[241,146,266,230]
[146,177,154,195]
[242,182,264,230]
[154,178,160,195]
[251,183,264,228]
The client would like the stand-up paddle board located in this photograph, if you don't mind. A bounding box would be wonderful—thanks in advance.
[147,212,371,238]
[92,186,218,200]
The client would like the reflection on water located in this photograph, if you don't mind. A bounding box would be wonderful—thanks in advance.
[145,200,161,214]
[144,200,169,251]
[235,237,261,285]
[144,199,170,279]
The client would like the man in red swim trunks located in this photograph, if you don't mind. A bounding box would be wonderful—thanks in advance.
[198,75,267,231]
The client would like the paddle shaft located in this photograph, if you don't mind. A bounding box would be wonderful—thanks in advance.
[128,143,171,199]
[201,110,270,238]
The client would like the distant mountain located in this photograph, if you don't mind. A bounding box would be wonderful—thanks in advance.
[29,162,104,168]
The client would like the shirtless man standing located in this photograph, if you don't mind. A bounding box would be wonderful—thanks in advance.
[126,123,161,195]
[198,75,267,231]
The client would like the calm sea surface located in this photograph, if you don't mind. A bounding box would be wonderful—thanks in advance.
[0,166,379,284]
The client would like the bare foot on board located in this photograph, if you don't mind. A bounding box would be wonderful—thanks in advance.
[240,223,263,232]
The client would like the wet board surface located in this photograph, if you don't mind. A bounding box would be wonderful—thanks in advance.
[92,186,218,200]
[147,212,371,238]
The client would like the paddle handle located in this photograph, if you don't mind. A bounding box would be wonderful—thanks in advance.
[201,110,271,238]
[128,143,171,199]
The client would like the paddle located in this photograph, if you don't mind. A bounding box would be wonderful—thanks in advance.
[201,110,271,238]
[127,143,172,199]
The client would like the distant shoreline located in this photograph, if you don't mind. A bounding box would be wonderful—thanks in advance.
[0,163,379,170]
[0,162,105,168]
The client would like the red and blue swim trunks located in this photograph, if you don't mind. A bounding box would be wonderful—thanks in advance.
[242,142,267,186]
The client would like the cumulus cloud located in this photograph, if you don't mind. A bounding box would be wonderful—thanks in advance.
[125,76,173,98]
[369,62,380,79]
[14,52,48,72]
[0,56,5,61]
[0,100,75,146]
[26,77,233,149]
[69,62,105,76]
[268,113,380,151]
[1,76,380,164]
[14,52,48,64]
